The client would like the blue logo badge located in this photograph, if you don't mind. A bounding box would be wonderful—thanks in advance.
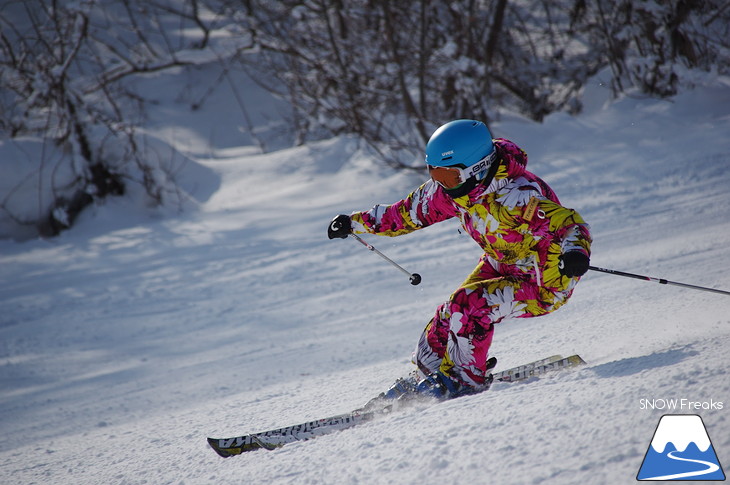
[637,414,726,481]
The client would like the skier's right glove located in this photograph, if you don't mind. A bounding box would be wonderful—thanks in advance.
[327,214,352,239]
[558,250,590,277]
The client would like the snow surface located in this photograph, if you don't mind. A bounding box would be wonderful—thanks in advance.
[2,68,730,484]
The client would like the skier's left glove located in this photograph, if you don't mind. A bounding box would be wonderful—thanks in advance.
[327,214,352,239]
[558,250,590,277]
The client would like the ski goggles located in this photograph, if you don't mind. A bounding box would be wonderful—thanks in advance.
[427,151,497,189]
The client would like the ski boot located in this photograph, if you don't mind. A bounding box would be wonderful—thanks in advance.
[382,375,419,400]
[359,374,419,411]
[415,357,498,400]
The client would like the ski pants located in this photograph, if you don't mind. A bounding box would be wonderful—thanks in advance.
[413,255,577,387]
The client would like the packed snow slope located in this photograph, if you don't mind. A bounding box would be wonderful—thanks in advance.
[2,72,730,484]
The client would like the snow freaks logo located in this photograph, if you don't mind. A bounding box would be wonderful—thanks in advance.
[637,415,726,481]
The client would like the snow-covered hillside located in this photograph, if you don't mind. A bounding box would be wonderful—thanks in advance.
[1,69,729,484]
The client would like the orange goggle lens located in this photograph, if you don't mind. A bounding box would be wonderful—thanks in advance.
[428,165,464,189]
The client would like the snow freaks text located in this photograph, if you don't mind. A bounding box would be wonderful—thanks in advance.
[639,398,724,411]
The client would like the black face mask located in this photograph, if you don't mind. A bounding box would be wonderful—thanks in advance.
[443,158,501,198]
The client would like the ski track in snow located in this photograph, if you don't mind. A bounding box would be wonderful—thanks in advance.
[1,71,730,484]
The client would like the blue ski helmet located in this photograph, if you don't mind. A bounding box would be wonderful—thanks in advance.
[425,120,495,171]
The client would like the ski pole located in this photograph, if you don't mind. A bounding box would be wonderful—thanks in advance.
[349,233,422,285]
[588,266,730,296]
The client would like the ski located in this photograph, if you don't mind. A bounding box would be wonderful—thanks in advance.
[492,354,585,383]
[207,408,390,457]
[207,353,585,457]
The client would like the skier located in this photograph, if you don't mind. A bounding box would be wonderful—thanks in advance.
[328,119,591,400]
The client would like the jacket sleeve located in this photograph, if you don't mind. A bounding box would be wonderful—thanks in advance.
[524,196,591,289]
[351,180,458,236]
[537,198,592,256]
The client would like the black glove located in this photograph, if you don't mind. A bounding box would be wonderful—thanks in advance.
[327,214,352,239]
[558,250,590,277]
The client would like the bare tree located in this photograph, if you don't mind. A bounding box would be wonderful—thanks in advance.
[231,0,606,166]
[230,0,728,167]
[2,0,727,237]
[576,0,729,98]
[0,0,239,237]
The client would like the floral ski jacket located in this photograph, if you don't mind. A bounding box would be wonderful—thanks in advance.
[350,138,592,291]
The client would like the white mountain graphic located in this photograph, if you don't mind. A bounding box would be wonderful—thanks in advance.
[650,415,711,453]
